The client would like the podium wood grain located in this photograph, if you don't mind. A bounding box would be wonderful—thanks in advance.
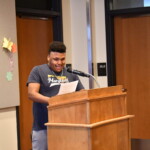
[46,85,133,150]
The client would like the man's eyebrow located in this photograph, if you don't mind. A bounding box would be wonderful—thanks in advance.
[53,57,65,60]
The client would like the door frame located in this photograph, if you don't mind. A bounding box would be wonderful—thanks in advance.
[15,1,63,149]
[105,0,150,86]
[16,0,63,41]
[105,1,150,149]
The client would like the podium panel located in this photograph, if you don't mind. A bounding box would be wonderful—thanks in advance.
[46,85,134,150]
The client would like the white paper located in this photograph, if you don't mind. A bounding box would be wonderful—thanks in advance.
[58,80,79,95]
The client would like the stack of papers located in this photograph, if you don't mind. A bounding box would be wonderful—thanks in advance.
[58,80,79,95]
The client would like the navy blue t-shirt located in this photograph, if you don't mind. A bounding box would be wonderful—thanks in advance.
[27,64,84,130]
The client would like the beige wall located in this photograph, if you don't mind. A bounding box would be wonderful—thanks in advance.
[0,0,18,149]
[0,108,18,150]
[91,0,108,87]
[62,0,108,89]
[62,0,72,64]
[62,0,90,89]
[0,0,20,108]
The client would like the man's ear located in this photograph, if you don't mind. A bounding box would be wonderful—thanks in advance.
[47,55,50,61]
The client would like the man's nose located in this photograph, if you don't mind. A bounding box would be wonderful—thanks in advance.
[58,60,62,64]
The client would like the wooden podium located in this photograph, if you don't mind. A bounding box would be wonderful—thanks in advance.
[46,85,134,150]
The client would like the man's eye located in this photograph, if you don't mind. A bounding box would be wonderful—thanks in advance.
[53,58,65,61]
[61,58,65,61]
[54,58,59,61]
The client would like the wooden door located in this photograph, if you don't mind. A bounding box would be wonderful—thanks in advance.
[16,16,53,150]
[114,15,150,139]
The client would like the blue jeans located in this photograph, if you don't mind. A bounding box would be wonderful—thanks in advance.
[32,130,48,150]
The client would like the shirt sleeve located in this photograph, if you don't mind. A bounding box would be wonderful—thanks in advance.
[26,66,41,86]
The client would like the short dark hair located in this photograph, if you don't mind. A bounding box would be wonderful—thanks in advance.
[48,41,66,53]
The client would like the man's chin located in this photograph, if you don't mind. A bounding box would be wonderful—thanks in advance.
[54,69,63,73]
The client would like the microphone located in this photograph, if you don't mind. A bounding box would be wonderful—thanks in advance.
[67,68,90,78]
[67,67,100,88]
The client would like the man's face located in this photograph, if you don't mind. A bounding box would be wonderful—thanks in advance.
[47,52,66,72]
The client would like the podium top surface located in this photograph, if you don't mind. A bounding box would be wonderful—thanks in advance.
[48,85,126,108]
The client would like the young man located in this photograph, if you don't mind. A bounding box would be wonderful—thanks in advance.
[27,41,84,150]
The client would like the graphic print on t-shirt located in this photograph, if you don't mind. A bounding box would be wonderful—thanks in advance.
[48,75,69,87]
